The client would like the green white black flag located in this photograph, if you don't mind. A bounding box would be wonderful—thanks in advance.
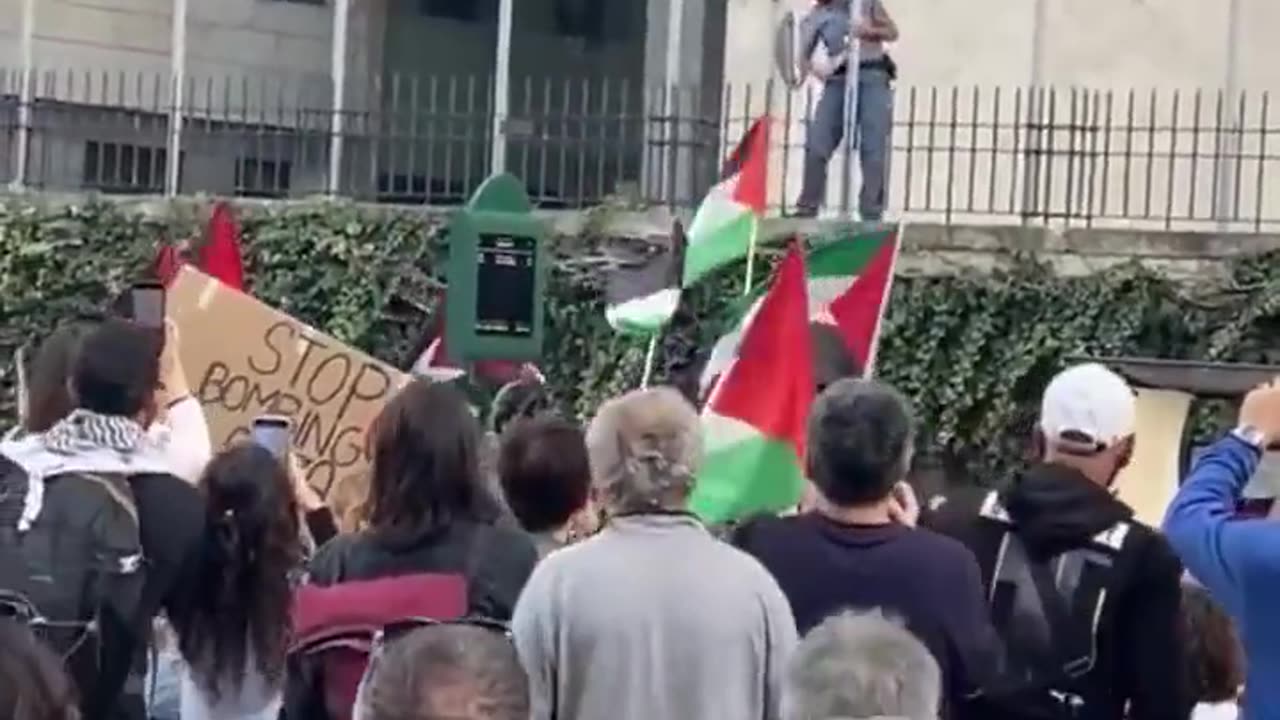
[605,222,684,336]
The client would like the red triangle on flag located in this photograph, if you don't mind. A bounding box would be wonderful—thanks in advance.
[199,202,245,291]
[153,244,183,288]
[828,229,900,373]
[708,241,814,457]
[727,115,770,214]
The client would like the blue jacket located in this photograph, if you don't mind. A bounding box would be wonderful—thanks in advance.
[1163,434,1278,718]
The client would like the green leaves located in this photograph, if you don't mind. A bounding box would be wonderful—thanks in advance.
[0,197,1276,488]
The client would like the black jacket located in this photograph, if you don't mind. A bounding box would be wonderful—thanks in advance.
[925,463,1190,720]
[306,519,538,620]
[0,453,206,720]
[283,520,538,719]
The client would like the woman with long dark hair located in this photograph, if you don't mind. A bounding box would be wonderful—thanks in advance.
[284,380,538,719]
[0,617,81,720]
[169,444,302,719]
[307,378,538,617]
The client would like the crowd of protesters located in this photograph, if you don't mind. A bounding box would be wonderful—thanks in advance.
[1,309,1278,720]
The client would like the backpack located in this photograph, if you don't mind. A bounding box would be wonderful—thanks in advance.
[287,530,489,720]
[973,491,1137,720]
[0,466,147,701]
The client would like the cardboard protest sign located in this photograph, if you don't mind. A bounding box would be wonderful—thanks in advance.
[1112,388,1193,527]
[168,266,408,499]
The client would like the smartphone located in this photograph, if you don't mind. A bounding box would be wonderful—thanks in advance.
[130,281,166,331]
[251,416,292,460]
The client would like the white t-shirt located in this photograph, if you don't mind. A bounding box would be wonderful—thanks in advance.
[150,396,213,483]
[1193,701,1239,720]
[179,649,281,720]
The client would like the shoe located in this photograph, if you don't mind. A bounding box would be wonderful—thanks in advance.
[787,206,819,218]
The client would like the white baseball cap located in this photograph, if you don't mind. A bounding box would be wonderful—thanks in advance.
[1039,363,1137,451]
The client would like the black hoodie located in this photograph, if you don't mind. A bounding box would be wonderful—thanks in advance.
[925,463,1191,720]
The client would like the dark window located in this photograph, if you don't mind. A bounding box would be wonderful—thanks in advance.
[554,0,605,42]
[82,141,168,194]
[376,172,429,204]
[236,157,293,198]
[420,0,478,21]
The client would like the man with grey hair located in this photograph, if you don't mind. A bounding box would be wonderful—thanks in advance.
[736,378,996,719]
[512,387,798,720]
[783,610,941,720]
[356,623,529,720]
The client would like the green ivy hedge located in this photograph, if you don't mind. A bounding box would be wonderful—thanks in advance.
[1,198,1277,484]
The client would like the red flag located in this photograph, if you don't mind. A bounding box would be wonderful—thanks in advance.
[153,244,183,288]
[707,241,814,455]
[725,115,770,214]
[199,202,245,291]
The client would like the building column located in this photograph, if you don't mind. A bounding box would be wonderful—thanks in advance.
[643,0,726,209]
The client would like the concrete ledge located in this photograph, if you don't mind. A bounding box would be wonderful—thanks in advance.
[4,192,1277,283]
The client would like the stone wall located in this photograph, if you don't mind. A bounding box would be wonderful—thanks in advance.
[14,192,1279,285]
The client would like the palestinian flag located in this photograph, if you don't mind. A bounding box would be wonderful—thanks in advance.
[699,227,901,395]
[690,242,814,524]
[604,221,684,336]
[682,115,770,287]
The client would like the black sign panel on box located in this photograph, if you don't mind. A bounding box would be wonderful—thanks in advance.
[475,233,536,337]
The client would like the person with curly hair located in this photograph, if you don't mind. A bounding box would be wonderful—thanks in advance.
[168,444,303,720]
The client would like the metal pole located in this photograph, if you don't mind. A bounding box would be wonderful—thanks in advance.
[165,0,187,197]
[1029,0,1047,90]
[839,0,864,218]
[640,334,660,389]
[1023,0,1047,220]
[11,0,35,190]
[327,0,351,196]
[1216,0,1243,229]
[664,0,685,206]
[492,0,514,175]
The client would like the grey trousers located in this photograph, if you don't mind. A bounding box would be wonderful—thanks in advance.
[797,67,893,220]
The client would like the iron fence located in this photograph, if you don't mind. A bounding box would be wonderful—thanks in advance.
[1,68,1278,231]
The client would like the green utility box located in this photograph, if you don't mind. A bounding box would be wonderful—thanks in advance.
[444,174,548,362]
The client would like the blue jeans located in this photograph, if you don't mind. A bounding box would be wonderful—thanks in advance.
[145,644,182,720]
[797,67,893,220]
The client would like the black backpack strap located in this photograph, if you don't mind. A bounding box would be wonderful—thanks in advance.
[1025,557,1094,680]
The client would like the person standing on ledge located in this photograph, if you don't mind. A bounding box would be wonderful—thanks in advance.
[793,0,898,221]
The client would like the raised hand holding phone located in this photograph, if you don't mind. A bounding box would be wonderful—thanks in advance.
[288,453,326,514]
[251,416,292,460]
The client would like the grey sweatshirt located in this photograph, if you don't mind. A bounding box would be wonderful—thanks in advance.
[512,513,797,720]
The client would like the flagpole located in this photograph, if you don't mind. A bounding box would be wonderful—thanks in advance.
[840,0,864,218]
[640,333,661,389]
[741,222,759,295]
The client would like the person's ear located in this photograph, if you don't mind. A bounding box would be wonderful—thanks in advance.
[1115,435,1136,473]
[1030,429,1046,462]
